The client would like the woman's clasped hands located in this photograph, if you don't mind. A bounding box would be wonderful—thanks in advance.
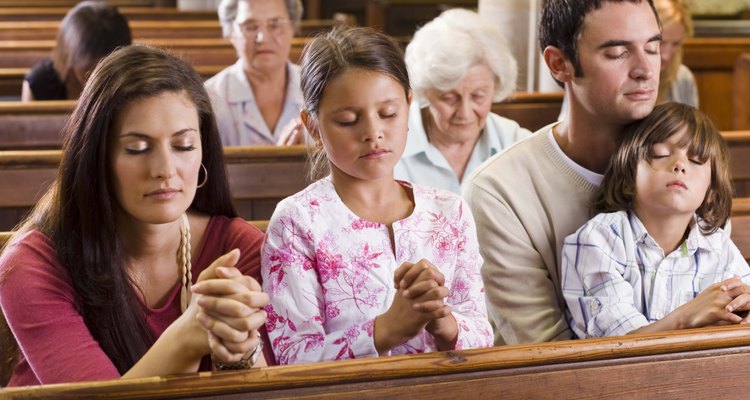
[191,249,269,366]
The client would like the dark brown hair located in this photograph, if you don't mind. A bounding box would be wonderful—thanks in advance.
[299,27,410,180]
[594,102,732,233]
[539,0,658,87]
[51,1,132,95]
[15,45,236,373]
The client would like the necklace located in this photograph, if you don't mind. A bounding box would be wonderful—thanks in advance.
[178,213,192,313]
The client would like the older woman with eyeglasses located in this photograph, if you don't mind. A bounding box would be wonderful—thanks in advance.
[206,0,305,146]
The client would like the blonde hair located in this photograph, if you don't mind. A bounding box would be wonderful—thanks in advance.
[595,102,732,234]
[655,0,694,104]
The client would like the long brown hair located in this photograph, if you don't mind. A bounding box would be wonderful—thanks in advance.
[594,102,732,233]
[14,45,236,373]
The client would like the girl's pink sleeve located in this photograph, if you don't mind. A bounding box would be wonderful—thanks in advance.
[447,200,494,350]
[261,207,379,365]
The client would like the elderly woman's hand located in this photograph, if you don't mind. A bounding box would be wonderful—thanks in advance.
[275,119,306,146]
[191,249,269,364]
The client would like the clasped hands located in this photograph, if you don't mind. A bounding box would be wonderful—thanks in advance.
[190,249,269,365]
[679,276,750,328]
[375,259,458,353]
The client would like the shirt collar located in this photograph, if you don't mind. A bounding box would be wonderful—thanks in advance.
[627,210,720,256]
[225,60,302,106]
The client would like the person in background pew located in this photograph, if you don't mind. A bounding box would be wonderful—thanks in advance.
[394,9,531,194]
[463,0,661,346]
[21,1,132,102]
[206,0,306,146]
[558,0,697,120]
[261,27,493,365]
[654,0,697,107]
[562,102,750,338]
[0,45,268,386]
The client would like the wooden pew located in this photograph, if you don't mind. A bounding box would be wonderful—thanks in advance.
[0,66,227,99]
[491,92,562,132]
[0,19,348,41]
[683,37,750,131]
[0,36,309,69]
[0,0,153,6]
[0,92,563,150]
[0,146,308,230]
[0,37,310,69]
[0,7,219,22]
[0,100,72,149]
[724,131,750,197]
[731,197,750,260]
[2,325,750,397]
[732,52,750,130]
[365,0,478,36]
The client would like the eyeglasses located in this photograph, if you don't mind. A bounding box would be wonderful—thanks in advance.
[235,18,292,38]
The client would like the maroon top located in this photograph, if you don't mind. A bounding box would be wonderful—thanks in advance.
[0,216,263,386]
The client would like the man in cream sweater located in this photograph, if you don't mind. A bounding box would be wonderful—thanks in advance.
[464,0,662,345]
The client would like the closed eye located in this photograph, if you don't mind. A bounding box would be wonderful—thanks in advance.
[606,51,628,60]
[125,148,148,155]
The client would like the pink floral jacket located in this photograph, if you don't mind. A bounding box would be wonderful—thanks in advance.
[261,177,492,365]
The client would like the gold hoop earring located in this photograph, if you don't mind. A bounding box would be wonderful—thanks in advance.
[196,163,208,188]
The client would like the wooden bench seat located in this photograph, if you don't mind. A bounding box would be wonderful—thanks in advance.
[0,66,227,98]
[0,37,311,69]
[0,18,348,41]
[2,324,750,397]
[0,7,219,22]
[490,92,562,132]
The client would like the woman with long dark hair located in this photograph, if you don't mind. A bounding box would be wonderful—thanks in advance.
[0,45,267,386]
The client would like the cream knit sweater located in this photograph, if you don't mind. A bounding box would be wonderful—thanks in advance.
[463,124,598,345]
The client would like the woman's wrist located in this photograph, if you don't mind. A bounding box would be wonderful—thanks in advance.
[212,332,263,370]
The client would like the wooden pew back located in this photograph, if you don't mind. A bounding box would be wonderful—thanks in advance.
[2,324,750,397]
[0,37,309,69]
[0,19,348,41]
[0,146,307,230]
[733,52,750,130]
[0,93,563,151]
[683,37,750,131]
[0,7,218,22]
[490,92,562,132]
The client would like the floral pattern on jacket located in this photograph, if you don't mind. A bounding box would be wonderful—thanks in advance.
[261,177,492,364]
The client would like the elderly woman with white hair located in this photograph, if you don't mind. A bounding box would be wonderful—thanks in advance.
[205,0,305,146]
[394,9,531,194]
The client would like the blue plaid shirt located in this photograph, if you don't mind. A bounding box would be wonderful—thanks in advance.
[562,210,750,338]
